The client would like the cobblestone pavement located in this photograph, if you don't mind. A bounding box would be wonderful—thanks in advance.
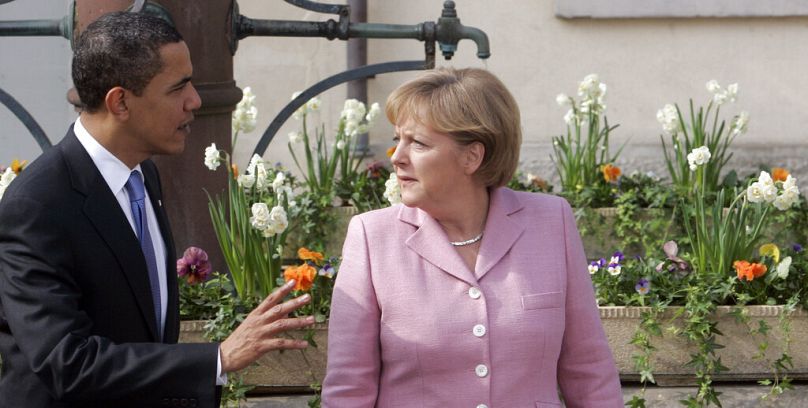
[243,384,808,407]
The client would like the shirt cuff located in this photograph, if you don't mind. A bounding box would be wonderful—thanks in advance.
[216,347,228,386]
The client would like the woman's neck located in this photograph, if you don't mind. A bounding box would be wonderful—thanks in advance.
[433,186,491,242]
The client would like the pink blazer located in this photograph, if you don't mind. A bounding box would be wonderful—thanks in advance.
[322,188,622,407]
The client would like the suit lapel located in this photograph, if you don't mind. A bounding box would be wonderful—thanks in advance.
[60,131,161,341]
[474,188,525,280]
[400,206,478,286]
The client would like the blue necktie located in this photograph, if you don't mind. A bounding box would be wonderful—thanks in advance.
[125,170,162,340]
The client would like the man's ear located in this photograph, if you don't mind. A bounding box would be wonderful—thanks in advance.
[105,87,128,119]
[463,141,485,176]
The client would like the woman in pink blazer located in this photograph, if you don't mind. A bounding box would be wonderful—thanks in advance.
[322,68,623,407]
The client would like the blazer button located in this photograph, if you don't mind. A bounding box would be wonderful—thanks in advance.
[180,398,189,407]
[473,324,486,337]
[468,287,482,299]
[475,364,489,377]
[477,404,489,408]
[161,398,171,407]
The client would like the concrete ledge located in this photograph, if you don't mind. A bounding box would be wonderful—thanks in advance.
[555,0,808,19]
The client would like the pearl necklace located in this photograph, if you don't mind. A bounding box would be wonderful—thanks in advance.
[449,232,483,247]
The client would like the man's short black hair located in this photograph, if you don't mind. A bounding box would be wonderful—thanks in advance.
[71,11,183,112]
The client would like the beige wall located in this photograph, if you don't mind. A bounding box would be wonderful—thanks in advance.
[236,0,808,182]
[2,1,806,181]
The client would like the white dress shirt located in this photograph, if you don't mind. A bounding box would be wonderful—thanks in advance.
[73,117,226,385]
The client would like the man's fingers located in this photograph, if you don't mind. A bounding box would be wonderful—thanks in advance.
[255,279,297,313]
[262,337,309,351]
[263,315,316,336]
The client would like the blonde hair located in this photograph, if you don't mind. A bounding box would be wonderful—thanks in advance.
[385,67,521,187]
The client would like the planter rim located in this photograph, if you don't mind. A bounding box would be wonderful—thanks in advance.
[599,304,807,319]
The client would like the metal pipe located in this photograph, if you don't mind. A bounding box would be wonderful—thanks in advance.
[0,18,69,38]
[348,23,425,40]
[458,25,490,59]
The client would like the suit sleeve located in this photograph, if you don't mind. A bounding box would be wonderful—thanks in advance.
[0,195,220,407]
[321,216,381,407]
[556,200,624,407]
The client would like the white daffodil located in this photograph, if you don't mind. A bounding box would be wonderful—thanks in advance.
[732,111,749,136]
[232,87,257,134]
[306,97,321,112]
[0,167,16,201]
[237,174,255,189]
[706,80,721,94]
[335,139,346,150]
[383,173,401,205]
[271,172,286,191]
[746,182,765,203]
[713,90,728,106]
[687,146,711,171]
[365,102,381,124]
[775,256,792,279]
[657,104,679,135]
[250,202,271,232]
[247,154,268,191]
[288,131,303,144]
[726,83,738,103]
[268,205,288,235]
[563,109,577,125]
[204,143,222,171]
[556,93,571,107]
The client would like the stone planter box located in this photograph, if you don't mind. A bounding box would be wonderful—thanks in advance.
[179,320,328,392]
[601,305,808,385]
[181,305,808,391]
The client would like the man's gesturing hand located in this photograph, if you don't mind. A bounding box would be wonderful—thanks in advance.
[219,279,315,373]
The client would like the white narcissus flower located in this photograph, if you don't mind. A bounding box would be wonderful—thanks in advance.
[706,80,721,94]
[726,83,738,103]
[250,202,271,232]
[756,171,778,203]
[775,256,792,279]
[732,111,749,135]
[232,87,257,134]
[0,167,17,201]
[713,90,728,105]
[563,109,577,125]
[247,154,268,191]
[746,182,765,203]
[577,74,600,97]
[237,174,256,189]
[687,146,711,171]
[335,140,346,150]
[556,93,570,107]
[657,104,679,135]
[774,194,795,211]
[383,173,401,205]
[306,97,321,112]
[288,131,303,144]
[268,205,288,234]
[365,102,381,124]
[204,143,222,171]
[271,172,286,191]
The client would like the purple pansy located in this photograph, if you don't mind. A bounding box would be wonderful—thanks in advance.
[635,278,650,295]
[793,243,803,253]
[177,246,212,285]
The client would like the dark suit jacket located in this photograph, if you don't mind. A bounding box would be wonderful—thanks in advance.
[0,127,220,408]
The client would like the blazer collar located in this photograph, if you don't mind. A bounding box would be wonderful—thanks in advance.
[398,187,525,284]
[59,129,164,341]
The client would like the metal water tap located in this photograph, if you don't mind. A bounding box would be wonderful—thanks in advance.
[435,1,490,60]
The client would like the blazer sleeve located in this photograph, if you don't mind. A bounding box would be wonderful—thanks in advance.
[556,200,624,407]
[0,195,220,407]
[321,216,381,407]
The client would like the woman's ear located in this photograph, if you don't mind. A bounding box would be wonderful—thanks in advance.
[105,87,128,119]
[463,142,485,175]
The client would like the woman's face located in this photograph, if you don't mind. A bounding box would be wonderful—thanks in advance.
[391,117,473,212]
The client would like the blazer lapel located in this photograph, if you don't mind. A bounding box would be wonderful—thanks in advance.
[141,160,179,343]
[474,188,525,280]
[399,206,478,286]
[60,131,161,341]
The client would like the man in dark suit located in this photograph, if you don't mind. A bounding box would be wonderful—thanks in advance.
[0,11,313,408]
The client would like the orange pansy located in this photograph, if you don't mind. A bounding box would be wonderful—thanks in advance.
[733,260,767,281]
[298,247,324,264]
[386,145,396,158]
[772,167,789,182]
[601,163,621,183]
[284,264,316,291]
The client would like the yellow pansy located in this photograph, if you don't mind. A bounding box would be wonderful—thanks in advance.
[759,243,780,263]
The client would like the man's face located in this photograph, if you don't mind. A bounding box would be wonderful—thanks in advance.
[123,41,201,158]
